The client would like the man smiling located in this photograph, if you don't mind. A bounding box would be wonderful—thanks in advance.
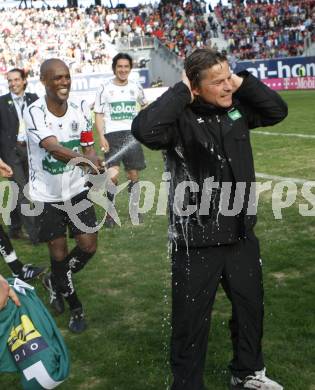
[132,49,288,390]
[94,53,147,227]
[24,58,103,333]
[0,68,38,243]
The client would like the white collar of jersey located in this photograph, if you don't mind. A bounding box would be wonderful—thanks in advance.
[112,79,129,87]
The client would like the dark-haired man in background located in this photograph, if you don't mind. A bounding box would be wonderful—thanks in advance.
[94,52,147,227]
[0,68,38,243]
[132,49,287,390]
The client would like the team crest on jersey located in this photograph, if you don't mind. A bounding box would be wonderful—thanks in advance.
[71,121,79,132]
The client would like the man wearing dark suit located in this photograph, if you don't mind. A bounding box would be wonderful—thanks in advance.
[0,68,38,243]
[0,158,44,280]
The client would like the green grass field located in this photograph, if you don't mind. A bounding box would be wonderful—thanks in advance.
[1,90,315,390]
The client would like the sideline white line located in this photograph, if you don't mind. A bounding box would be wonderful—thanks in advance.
[252,130,315,139]
[255,172,313,185]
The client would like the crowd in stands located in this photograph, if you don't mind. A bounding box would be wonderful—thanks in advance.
[0,0,218,78]
[0,0,314,79]
[0,6,116,78]
[94,0,215,58]
[216,0,315,60]
[150,0,213,57]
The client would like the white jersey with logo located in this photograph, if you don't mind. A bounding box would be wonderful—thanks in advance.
[24,96,94,202]
[94,78,147,134]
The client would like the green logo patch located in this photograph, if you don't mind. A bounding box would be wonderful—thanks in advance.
[109,101,136,121]
[228,109,242,121]
[42,139,80,175]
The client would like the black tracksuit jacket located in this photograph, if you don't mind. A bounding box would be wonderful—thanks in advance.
[132,71,288,248]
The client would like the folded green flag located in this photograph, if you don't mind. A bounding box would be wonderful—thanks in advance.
[0,278,70,389]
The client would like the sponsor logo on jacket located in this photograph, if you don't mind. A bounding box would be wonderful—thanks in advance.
[8,314,48,363]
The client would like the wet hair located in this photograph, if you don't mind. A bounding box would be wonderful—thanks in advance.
[112,53,133,72]
[7,68,27,90]
[184,48,227,89]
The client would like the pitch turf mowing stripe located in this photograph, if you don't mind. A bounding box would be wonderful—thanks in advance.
[252,130,315,139]
[255,172,310,184]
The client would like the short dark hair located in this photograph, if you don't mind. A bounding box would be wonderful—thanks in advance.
[184,49,227,88]
[7,68,27,90]
[112,53,133,72]
[7,68,27,80]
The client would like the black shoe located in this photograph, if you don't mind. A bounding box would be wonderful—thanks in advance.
[12,264,45,281]
[104,214,116,229]
[69,307,87,333]
[42,273,65,315]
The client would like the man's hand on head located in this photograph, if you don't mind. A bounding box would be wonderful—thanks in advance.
[182,71,194,103]
[230,73,244,93]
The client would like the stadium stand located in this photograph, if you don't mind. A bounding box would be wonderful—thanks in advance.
[90,0,214,58]
[0,0,314,80]
[215,0,315,60]
[0,6,115,78]
[0,0,216,79]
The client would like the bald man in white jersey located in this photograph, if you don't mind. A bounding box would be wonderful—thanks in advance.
[24,59,104,333]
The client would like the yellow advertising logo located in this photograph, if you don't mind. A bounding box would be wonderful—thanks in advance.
[8,315,41,352]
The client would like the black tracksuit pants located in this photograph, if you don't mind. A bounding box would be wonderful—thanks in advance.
[170,232,264,390]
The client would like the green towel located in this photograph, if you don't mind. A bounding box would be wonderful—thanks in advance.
[0,278,70,389]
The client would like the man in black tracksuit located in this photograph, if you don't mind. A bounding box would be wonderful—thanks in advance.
[132,49,288,390]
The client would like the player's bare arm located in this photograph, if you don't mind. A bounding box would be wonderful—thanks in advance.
[41,136,102,172]
[95,112,109,152]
